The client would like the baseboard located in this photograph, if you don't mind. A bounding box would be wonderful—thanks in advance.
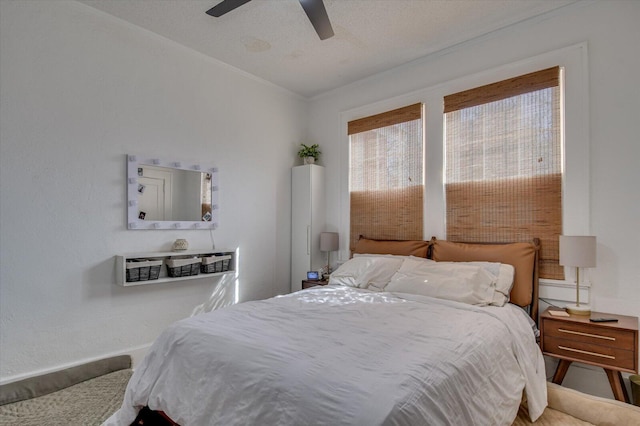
[0,343,151,386]
[0,355,131,405]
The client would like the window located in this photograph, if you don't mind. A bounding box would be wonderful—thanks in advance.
[444,67,563,279]
[348,103,424,251]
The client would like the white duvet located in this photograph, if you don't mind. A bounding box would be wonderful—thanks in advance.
[106,286,546,426]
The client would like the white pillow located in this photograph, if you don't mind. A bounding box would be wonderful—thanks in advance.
[386,259,496,305]
[395,256,436,269]
[329,256,403,291]
[436,261,514,306]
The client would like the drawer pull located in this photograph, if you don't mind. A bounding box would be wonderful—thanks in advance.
[558,328,615,341]
[558,345,615,360]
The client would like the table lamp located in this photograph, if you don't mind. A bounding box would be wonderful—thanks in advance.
[559,235,596,316]
[320,232,339,274]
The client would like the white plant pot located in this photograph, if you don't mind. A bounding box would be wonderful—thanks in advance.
[303,157,315,165]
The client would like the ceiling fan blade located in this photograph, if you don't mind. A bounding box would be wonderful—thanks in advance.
[298,0,334,40]
[206,0,252,17]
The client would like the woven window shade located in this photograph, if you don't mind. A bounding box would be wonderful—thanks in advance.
[444,67,563,279]
[349,104,423,252]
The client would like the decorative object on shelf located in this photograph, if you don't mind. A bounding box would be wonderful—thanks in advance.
[559,235,596,316]
[172,238,189,251]
[297,143,321,165]
[320,231,339,273]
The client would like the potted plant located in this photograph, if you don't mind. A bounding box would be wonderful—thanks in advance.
[297,143,321,165]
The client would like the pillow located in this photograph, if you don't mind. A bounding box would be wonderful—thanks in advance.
[386,258,496,305]
[431,240,536,307]
[328,256,403,291]
[353,253,415,259]
[436,261,515,307]
[393,256,436,269]
[353,237,430,258]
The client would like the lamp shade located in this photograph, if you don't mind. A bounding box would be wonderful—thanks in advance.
[320,232,339,252]
[559,235,596,268]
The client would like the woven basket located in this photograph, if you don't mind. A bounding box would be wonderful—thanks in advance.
[201,254,232,274]
[166,258,200,278]
[126,260,163,282]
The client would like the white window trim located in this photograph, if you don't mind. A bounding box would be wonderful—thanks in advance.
[339,43,589,302]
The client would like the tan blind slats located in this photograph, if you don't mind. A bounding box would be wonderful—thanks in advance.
[446,175,563,279]
[348,104,424,252]
[445,67,563,280]
[444,66,560,113]
[348,103,422,135]
[350,186,424,252]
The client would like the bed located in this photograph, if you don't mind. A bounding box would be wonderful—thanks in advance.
[106,238,547,426]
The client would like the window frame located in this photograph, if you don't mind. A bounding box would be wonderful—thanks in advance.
[339,43,589,289]
[443,66,564,280]
[347,103,425,250]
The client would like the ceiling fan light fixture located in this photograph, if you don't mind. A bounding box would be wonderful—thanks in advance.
[298,0,334,40]
[206,0,334,40]
[205,0,251,17]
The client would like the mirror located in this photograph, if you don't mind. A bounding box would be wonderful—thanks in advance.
[127,154,219,230]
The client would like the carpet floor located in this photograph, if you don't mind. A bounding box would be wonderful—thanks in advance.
[2,369,638,426]
[0,369,131,426]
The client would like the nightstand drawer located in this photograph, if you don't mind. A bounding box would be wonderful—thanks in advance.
[543,335,636,371]
[543,319,636,350]
[302,280,328,290]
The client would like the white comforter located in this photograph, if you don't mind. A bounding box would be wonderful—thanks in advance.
[106,286,547,425]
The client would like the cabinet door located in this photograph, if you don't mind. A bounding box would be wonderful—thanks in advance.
[309,165,326,276]
[291,165,325,292]
[291,166,313,292]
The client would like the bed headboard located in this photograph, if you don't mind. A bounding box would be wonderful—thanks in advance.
[352,237,430,257]
[429,237,541,322]
[353,236,541,322]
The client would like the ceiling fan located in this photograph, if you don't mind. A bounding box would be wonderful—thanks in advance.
[206,0,334,40]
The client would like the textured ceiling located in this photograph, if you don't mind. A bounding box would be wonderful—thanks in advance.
[78,0,576,98]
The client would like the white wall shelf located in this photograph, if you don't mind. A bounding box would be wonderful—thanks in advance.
[115,248,235,287]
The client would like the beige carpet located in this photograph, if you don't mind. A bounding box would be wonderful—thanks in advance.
[0,369,131,426]
[513,382,640,426]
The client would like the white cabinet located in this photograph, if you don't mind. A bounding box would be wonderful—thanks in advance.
[291,165,325,292]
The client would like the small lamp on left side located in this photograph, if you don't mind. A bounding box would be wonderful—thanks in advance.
[320,232,339,275]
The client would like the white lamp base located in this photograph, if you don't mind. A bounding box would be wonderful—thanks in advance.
[566,304,591,316]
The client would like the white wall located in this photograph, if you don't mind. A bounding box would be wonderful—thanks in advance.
[308,0,640,398]
[0,0,307,381]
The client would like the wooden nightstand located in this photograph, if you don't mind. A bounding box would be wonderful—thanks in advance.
[301,279,328,289]
[540,308,639,402]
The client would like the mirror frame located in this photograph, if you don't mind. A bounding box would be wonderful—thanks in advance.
[127,154,219,230]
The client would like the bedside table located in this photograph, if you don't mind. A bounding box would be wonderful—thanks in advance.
[302,279,328,289]
[540,308,639,402]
